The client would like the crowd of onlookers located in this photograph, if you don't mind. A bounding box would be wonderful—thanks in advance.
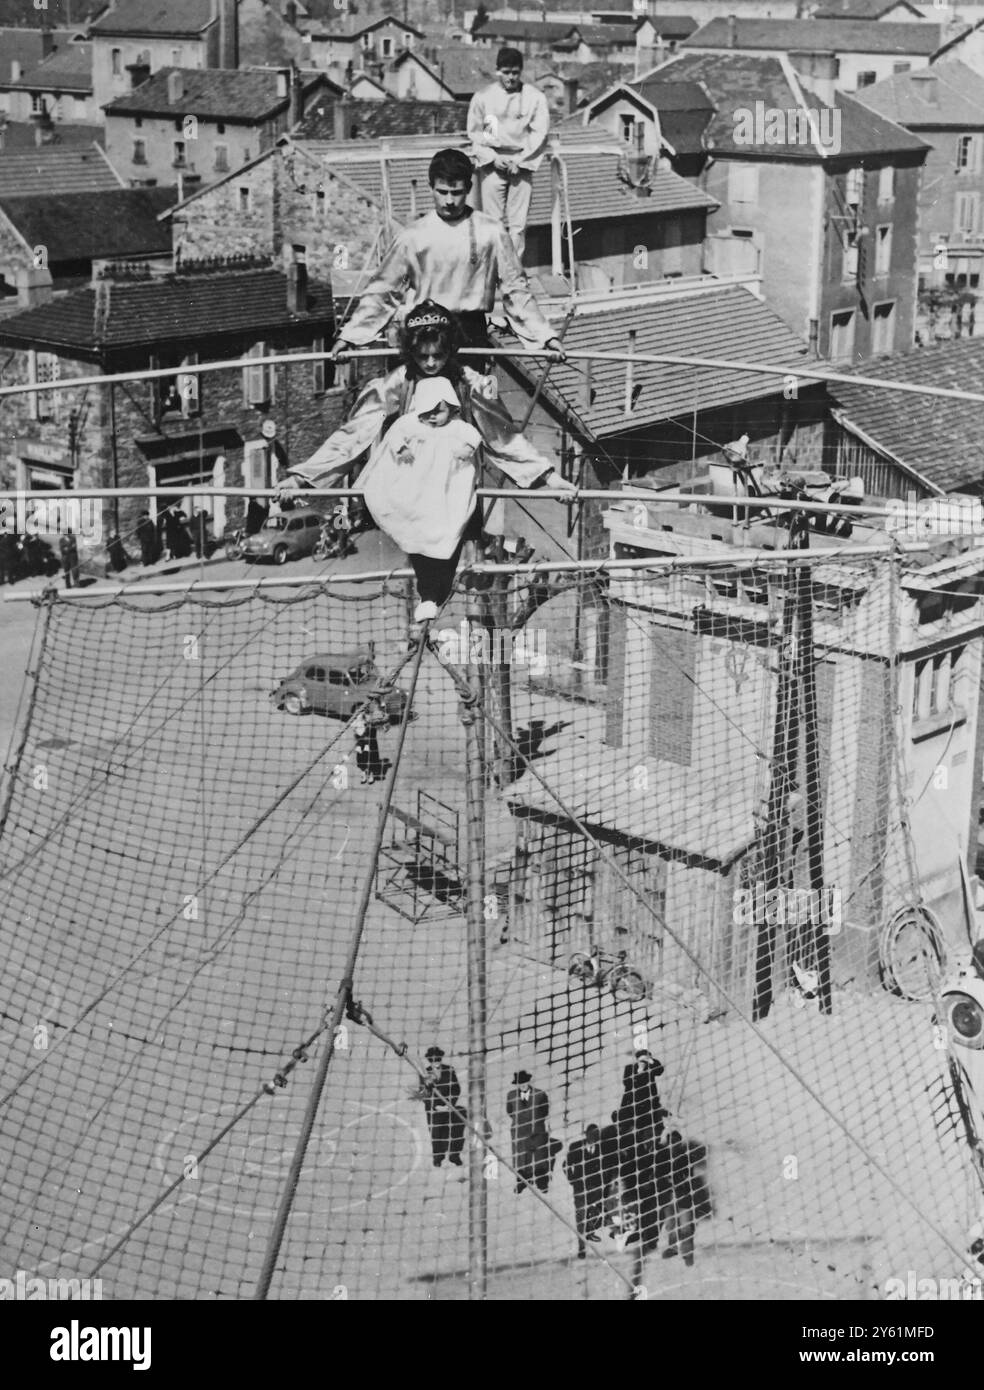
[417,1047,712,1266]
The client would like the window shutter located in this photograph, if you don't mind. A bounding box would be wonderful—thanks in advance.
[243,439,269,491]
[312,336,326,395]
[244,342,270,405]
[179,352,199,417]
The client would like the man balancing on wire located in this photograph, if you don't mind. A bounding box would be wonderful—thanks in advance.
[328,147,566,362]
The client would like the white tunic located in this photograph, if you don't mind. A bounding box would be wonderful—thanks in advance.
[339,209,555,350]
[360,414,483,560]
[468,81,551,172]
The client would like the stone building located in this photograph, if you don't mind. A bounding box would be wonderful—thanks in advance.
[0,255,343,554]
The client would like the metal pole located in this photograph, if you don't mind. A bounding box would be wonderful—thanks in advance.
[460,681,488,1300]
[109,381,120,535]
[798,562,832,1014]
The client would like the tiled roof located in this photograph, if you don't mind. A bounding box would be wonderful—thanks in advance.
[13,41,92,93]
[570,22,637,45]
[103,66,330,121]
[0,187,176,262]
[405,45,497,94]
[295,99,469,141]
[814,0,923,16]
[302,138,717,226]
[933,17,983,62]
[643,14,698,37]
[0,266,334,354]
[0,27,81,85]
[508,285,814,436]
[0,0,100,22]
[304,13,424,39]
[827,339,984,492]
[683,17,943,54]
[0,143,122,195]
[471,19,578,43]
[644,53,928,157]
[853,60,984,128]
[88,0,215,37]
[0,121,104,149]
[624,76,716,154]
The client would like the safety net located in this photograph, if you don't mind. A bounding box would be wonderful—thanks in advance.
[1,532,983,1302]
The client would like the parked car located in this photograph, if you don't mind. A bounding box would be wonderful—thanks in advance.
[243,508,325,564]
[270,648,409,723]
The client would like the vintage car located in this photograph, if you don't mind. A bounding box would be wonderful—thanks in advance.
[243,508,325,564]
[270,648,408,723]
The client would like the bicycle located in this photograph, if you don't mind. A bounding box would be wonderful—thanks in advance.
[568,944,648,1001]
[224,526,247,561]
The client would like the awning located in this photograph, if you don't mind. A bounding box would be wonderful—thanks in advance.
[135,426,243,463]
[507,748,761,871]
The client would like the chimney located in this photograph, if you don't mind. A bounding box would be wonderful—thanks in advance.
[167,70,184,103]
[10,60,20,82]
[286,243,308,312]
[16,265,53,309]
[564,75,579,114]
[801,52,839,107]
[289,63,303,127]
[623,329,636,415]
[727,14,737,48]
[94,278,111,340]
[40,24,55,59]
[912,69,938,106]
[276,69,288,98]
[217,0,239,69]
[333,94,349,141]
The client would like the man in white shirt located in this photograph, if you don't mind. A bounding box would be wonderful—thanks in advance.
[468,47,550,261]
[329,147,564,359]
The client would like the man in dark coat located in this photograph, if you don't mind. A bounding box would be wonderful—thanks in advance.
[191,508,211,559]
[617,1049,666,1146]
[137,511,157,566]
[655,1130,711,1267]
[506,1069,552,1192]
[58,528,80,588]
[420,1046,464,1168]
[564,1123,605,1258]
[107,531,129,573]
[0,530,12,585]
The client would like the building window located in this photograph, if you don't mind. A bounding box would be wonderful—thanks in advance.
[728,162,759,206]
[238,186,251,214]
[173,140,187,168]
[28,350,60,422]
[829,309,855,364]
[171,48,183,65]
[132,137,147,164]
[871,300,895,355]
[155,352,200,422]
[893,62,911,74]
[874,224,892,276]
[30,92,44,115]
[111,48,122,76]
[214,143,229,172]
[619,112,636,143]
[954,191,980,238]
[216,121,225,134]
[381,36,393,57]
[135,116,142,127]
[312,335,327,395]
[957,135,980,173]
[877,166,895,203]
[243,341,274,406]
[915,647,966,721]
[842,236,859,282]
[856,70,877,88]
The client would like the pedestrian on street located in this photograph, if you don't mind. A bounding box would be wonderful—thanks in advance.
[58,527,80,589]
[137,511,157,566]
[506,1069,552,1192]
[418,1046,464,1168]
[0,529,13,585]
[655,1130,712,1267]
[564,1123,606,1258]
[191,507,211,559]
[107,530,129,573]
[616,1048,666,1148]
[353,711,382,784]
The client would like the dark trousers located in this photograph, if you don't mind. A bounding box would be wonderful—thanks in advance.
[409,551,460,607]
[428,1106,465,1164]
[573,1194,604,1250]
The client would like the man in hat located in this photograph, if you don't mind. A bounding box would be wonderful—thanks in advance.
[506,1069,552,1192]
[564,1122,606,1258]
[617,1049,666,1150]
[420,1046,464,1167]
[330,147,565,358]
[58,527,80,589]
[467,48,550,260]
